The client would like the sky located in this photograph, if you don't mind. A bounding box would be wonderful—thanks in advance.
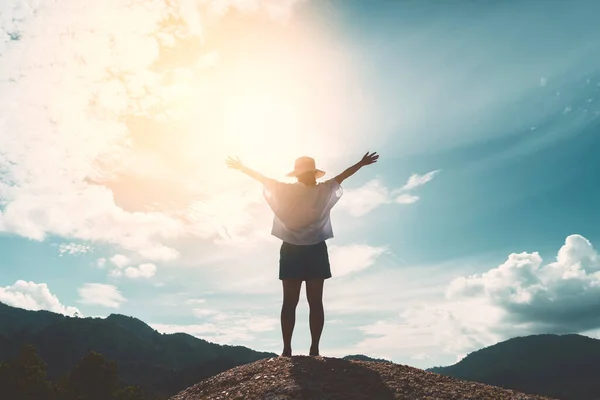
[1,0,600,369]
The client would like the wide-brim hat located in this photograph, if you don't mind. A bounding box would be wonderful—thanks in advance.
[286,156,325,179]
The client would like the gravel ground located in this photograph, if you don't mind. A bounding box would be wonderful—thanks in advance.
[170,355,556,400]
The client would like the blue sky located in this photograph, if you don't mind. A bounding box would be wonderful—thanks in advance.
[1,0,600,369]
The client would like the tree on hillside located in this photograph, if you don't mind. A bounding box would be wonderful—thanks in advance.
[0,342,150,400]
[0,344,57,399]
[61,351,120,400]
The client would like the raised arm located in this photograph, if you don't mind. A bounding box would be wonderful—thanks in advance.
[334,151,379,185]
[225,156,270,185]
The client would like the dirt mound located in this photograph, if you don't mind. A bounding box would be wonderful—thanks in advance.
[170,355,555,400]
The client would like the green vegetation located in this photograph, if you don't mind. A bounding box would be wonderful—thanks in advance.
[0,344,146,400]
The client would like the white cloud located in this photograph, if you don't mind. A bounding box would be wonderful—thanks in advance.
[337,179,391,217]
[351,299,503,363]
[397,170,441,192]
[411,353,431,361]
[328,244,387,278]
[110,254,130,269]
[395,194,419,204]
[151,296,278,344]
[109,269,123,278]
[0,280,81,316]
[78,283,126,308]
[96,258,106,268]
[193,308,219,318]
[106,254,156,279]
[343,234,600,367]
[151,313,278,344]
[323,256,462,316]
[447,234,600,332]
[338,171,439,217]
[58,242,92,256]
[185,298,207,305]
[123,263,157,279]
[138,246,180,263]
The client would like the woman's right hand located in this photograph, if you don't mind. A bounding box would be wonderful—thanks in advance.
[226,156,244,170]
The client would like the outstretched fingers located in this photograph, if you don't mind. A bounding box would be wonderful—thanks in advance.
[361,151,379,165]
[225,155,243,169]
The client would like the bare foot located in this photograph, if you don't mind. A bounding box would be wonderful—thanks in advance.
[281,349,292,357]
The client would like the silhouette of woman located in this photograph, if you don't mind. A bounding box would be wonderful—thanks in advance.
[226,152,379,357]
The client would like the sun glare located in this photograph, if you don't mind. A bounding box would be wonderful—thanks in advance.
[80,8,364,232]
[163,17,354,183]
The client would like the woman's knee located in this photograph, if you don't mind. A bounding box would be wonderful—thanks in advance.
[281,278,302,309]
[306,278,324,308]
[282,298,299,310]
[307,298,323,309]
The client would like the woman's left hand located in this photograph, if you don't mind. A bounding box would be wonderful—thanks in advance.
[359,152,379,166]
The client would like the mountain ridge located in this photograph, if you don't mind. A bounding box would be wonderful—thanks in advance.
[5,301,596,399]
[0,301,277,398]
[430,333,600,399]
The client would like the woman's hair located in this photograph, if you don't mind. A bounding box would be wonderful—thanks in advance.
[297,171,317,185]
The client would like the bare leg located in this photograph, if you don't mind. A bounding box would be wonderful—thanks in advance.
[281,279,302,357]
[306,278,325,356]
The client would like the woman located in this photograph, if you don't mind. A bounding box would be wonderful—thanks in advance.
[225,152,379,357]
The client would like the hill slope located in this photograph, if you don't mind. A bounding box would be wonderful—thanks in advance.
[342,354,391,363]
[0,302,276,398]
[170,355,554,400]
[429,334,600,400]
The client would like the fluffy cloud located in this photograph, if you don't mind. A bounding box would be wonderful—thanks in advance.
[58,243,92,256]
[106,253,156,279]
[448,234,600,332]
[0,280,80,316]
[336,179,390,217]
[345,234,600,367]
[78,283,126,308]
[344,299,503,366]
[110,254,130,269]
[328,244,387,278]
[123,263,157,279]
[338,171,439,217]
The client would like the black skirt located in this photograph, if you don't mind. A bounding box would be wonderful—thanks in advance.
[279,241,332,281]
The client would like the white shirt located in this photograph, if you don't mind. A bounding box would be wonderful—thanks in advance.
[263,178,343,245]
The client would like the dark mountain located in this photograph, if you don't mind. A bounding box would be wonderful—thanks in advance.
[0,302,277,399]
[429,334,600,400]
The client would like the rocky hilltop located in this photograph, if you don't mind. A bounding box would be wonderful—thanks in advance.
[170,355,554,400]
